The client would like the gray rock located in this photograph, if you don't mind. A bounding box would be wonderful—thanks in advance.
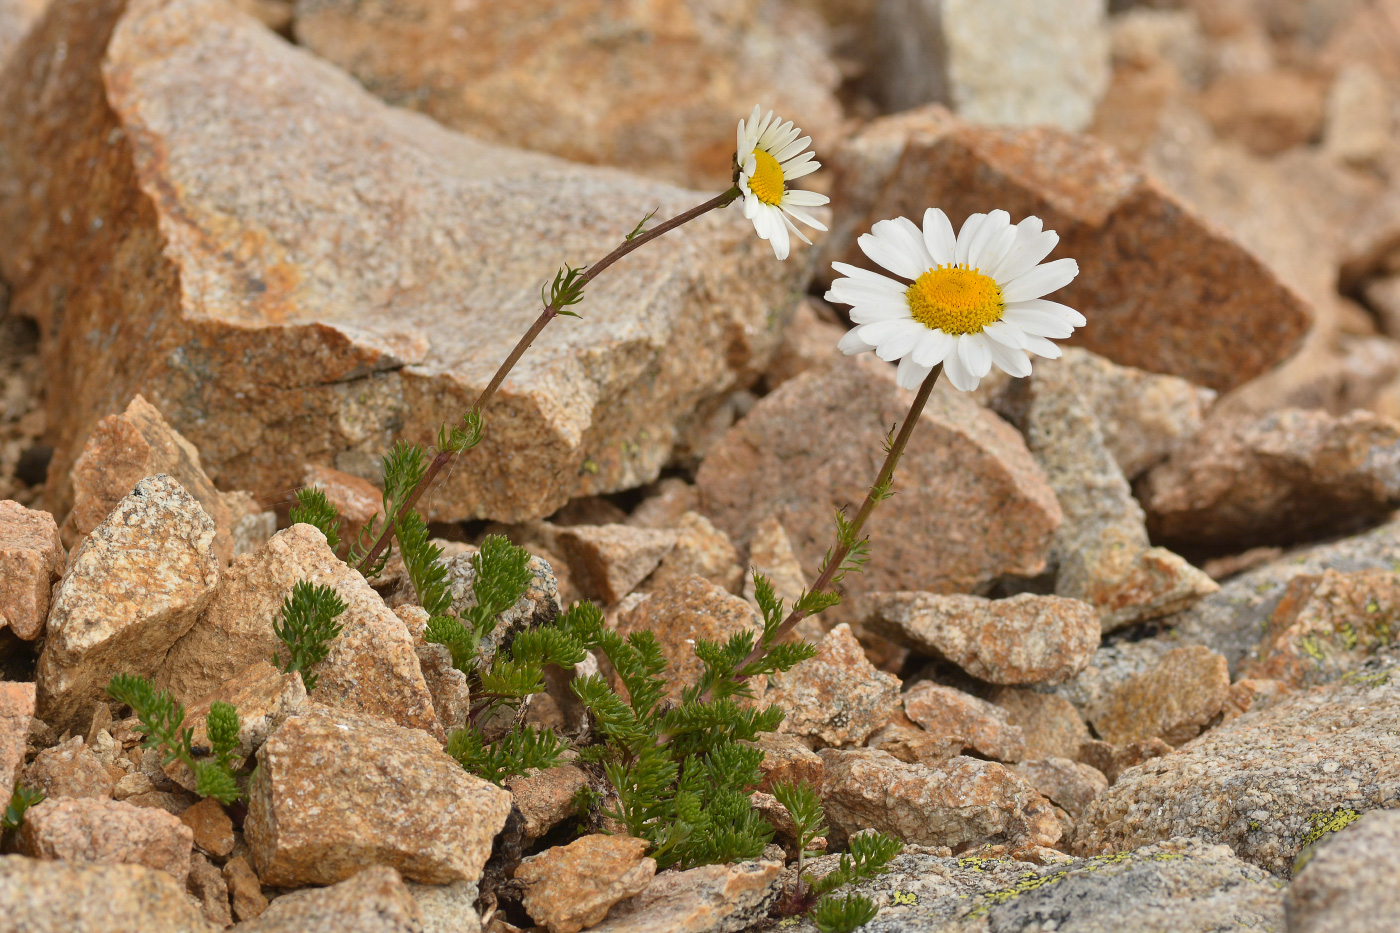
[1287,809,1400,933]
[1003,358,1217,632]
[1076,665,1400,874]
[36,474,219,734]
[244,866,422,933]
[0,854,216,932]
[405,880,481,933]
[869,0,1110,130]
[591,859,782,933]
[442,545,561,664]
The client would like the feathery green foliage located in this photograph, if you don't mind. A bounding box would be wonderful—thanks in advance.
[438,408,484,456]
[2,784,44,831]
[272,580,347,692]
[289,487,340,552]
[544,263,589,317]
[105,674,243,805]
[811,893,881,933]
[625,208,660,242]
[349,440,430,576]
[810,830,904,897]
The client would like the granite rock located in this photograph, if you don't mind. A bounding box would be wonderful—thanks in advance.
[301,463,383,558]
[180,797,233,859]
[0,0,44,68]
[864,592,1098,685]
[1076,671,1400,873]
[441,545,561,662]
[820,106,1311,393]
[866,723,964,768]
[0,681,33,804]
[1287,808,1400,933]
[506,764,591,841]
[24,736,114,799]
[1324,62,1393,166]
[406,880,481,933]
[159,524,438,738]
[0,0,806,524]
[591,858,783,933]
[0,499,62,639]
[37,475,219,733]
[1200,69,1327,156]
[417,644,470,737]
[246,706,510,886]
[517,835,656,933]
[556,524,678,605]
[902,682,1026,763]
[224,855,269,922]
[19,796,193,883]
[1087,646,1230,747]
[644,511,743,596]
[767,624,901,748]
[987,687,1090,762]
[763,299,847,391]
[626,479,699,531]
[60,395,270,565]
[697,354,1060,602]
[240,866,422,933]
[754,731,825,793]
[819,747,1060,851]
[1141,408,1400,552]
[1012,758,1108,820]
[187,851,231,927]
[0,855,215,932]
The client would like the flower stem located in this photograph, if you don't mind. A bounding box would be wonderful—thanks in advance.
[356,186,743,575]
[727,362,944,687]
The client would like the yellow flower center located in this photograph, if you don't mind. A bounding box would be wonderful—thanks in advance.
[749,150,785,206]
[906,264,1003,335]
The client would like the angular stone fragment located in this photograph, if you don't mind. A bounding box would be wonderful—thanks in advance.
[864,592,1098,685]
[302,462,382,556]
[763,299,846,390]
[1077,671,1400,873]
[19,796,193,883]
[556,524,678,605]
[821,106,1311,393]
[1238,569,1400,688]
[406,880,481,933]
[987,686,1089,762]
[1002,357,1217,631]
[1077,736,1173,786]
[819,747,1059,850]
[187,851,231,927]
[0,500,62,640]
[753,732,825,794]
[902,682,1026,762]
[626,478,698,531]
[246,707,511,886]
[1088,646,1229,747]
[1142,408,1400,552]
[291,0,841,191]
[1287,809,1400,933]
[645,511,743,596]
[768,624,901,748]
[224,855,269,922]
[159,525,438,738]
[1199,69,1327,156]
[60,395,270,565]
[441,546,561,661]
[698,354,1060,601]
[37,475,219,733]
[0,0,805,525]
[0,681,34,804]
[614,574,765,704]
[417,644,470,737]
[242,866,422,933]
[24,736,113,799]
[865,723,963,768]
[506,764,591,841]
[591,859,783,933]
[180,797,233,858]
[517,835,656,933]
[1012,758,1108,820]
[0,855,214,933]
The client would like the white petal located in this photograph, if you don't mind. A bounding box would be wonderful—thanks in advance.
[922,208,957,266]
[781,189,830,207]
[987,340,1032,378]
[1002,306,1074,339]
[769,212,791,260]
[1023,334,1064,359]
[743,189,762,219]
[942,350,979,391]
[896,356,933,390]
[827,278,907,306]
[958,332,993,378]
[966,210,1011,272]
[838,328,875,355]
[955,213,987,266]
[875,217,935,273]
[975,222,1018,278]
[780,204,827,232]
[784,159,820,180]
[991,222,1058,284]
[859,228,926,279]
[773,135,811,163]
[1005,298,1086,327]
[1001,258,1079,303]
[856,319,912,344]
[780,211,812,247]
[830,262,906,292]
[848,301,913,325]
[874,322,922,361]
[983,320,1029,349]
[911,328,956,367]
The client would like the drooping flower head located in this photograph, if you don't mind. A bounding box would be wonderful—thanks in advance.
[825,209,1084,391]
[736,106,829,260]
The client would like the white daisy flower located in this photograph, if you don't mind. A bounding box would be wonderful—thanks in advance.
[825,208,1085,392]
[736,105,829,261]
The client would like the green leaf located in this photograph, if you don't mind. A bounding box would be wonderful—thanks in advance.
[446,725,567,786]
[811,893,879,933]
[290,487,341,552]
[543,263,588,315]
[2,785,44,831]
[271,580,348,692]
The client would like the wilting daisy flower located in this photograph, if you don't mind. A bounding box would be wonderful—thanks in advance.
[825,209,1084,391]
[736,106,829,260]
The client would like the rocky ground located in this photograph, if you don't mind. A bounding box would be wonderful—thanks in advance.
[2,0,1400,931]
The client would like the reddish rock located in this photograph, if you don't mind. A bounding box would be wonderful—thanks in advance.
[1088,646,1230,747]
[988,686,1090,762]
[179,797,234,858]
[1141,409,1400,551]
[241,865,423,932]
[0,500,62,640]
[865,723,964,767]
[0,681,34,805]
[1012,758,1108,819]
[224,855,269,922]
[819,747,1060,850]
[1220,678,1290,725]
[644,511,744,596]
[764,299,847,391]
[556,524,678,605]
[863,592,1098,685]
[626,479,698,531]
[301,463,383,557]
[23,737,113,800]
[1198,70,1328,156]
[753,732,825,794]
[19,796,193,883]
[820,106,1311,393]
[60,395,269,565]
[592,859,782,933]
[516,835,656,933]
[613,574,765,704]
[767,624,901,749]
[902,682,1027,763]
[698,354,1061,602]
[506,765,591,842]
[0,0,804,526]
[187,851,231,927]
[291,0,841,191]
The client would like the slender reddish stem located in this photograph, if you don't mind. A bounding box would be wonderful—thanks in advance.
[356,187,742,574]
